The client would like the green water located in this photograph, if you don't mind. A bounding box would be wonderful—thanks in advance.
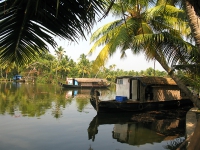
[0,82,187,150]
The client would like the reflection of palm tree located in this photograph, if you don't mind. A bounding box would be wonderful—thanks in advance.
[163,138,184,150]
[88,145,93,150]
[52,104,62,118]
[0,83,70,118]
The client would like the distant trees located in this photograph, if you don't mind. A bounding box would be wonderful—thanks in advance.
[0,49,167,83]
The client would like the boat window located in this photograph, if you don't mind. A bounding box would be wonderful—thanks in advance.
[117,79,123,84]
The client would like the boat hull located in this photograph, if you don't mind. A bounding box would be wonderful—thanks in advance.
[90,98,193,113]
[13,79,25,82]
[59,82,110,89]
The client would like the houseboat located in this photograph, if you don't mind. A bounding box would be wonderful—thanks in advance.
[13,75,25,82]
[90,76,193,113]
[59,78,110,89]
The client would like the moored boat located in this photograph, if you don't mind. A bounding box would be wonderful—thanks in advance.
[90,76,194,113]
[59,78,110,89]
[13,75,25,82]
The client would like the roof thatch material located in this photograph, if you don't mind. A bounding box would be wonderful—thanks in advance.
[71,78,108,83]
[137,77,177,85]
[116,76,177,86]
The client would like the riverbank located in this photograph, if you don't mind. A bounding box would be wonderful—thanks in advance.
[0,79,13,82]
[184,107,200,150]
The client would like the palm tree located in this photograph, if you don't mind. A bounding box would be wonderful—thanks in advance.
[77,54,91,77]
[89,0,200,107]
[55,46,66,61]
[0,0,107,65]
[54,46,66,78]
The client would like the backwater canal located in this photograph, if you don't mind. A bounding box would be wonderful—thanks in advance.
[0,83,191,150]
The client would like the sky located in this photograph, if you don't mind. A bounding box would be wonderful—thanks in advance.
[49,15,164,72]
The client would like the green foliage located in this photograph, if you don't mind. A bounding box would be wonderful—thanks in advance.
[0,83,74,118]
[0,49,168,83]
[0,0,106,65]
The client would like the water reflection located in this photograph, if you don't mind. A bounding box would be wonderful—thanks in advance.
[0,83,191,150]
[88,109,189,149]
[0,83,110,118]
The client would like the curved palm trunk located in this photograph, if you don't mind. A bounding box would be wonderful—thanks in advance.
[155,52,200,108]
[151,0,200,107]
[183,1,200,146]
[169,72,200,108]
[185,0,200,49]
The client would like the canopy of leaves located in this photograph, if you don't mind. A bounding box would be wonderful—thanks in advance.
[89,0,197,73]
[0,0,106,65]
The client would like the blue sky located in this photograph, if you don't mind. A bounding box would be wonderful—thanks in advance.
[49,15,164,71]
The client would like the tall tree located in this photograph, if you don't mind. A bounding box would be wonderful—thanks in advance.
[89,0,200,107]
[77,54,91,77]
[55,46,66,61]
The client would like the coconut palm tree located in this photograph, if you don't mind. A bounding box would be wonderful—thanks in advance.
[0,0,107,65]
[77,54,91,77]
[55,46,66,61]
[89,0,200,107]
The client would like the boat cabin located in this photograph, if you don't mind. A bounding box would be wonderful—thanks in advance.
[115,76,188,102]
[13,75,22,80]
[67,78,108,87]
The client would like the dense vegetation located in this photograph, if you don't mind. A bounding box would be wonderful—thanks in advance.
[0,46,167,83]
[1,0,200,148]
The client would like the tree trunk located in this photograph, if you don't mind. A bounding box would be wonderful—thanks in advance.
[185,0,200,50]
[182,0,200,108]
[155,53,200,108]
[170,72,200,108]
[187,118,200,150]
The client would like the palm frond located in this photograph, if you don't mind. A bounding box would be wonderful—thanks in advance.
[0,0,106,65]
[90,20,123,43]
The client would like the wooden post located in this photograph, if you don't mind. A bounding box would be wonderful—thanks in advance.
[95,90,99,113]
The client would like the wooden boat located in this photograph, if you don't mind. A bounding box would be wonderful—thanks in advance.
[90,76,194,113]
[13,75,25,82]
[59,78,110,89]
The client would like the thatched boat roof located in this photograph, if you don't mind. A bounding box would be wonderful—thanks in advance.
[116,76,177,86]
[138,77,177,86]
[69,78,108,83]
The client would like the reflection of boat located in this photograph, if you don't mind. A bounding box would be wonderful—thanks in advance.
[64,89,110,99]
[88,110,188,145]
[12,82,22,88]
[59,78,110,89]
[65,90,78,98]
[90,76,193,113]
